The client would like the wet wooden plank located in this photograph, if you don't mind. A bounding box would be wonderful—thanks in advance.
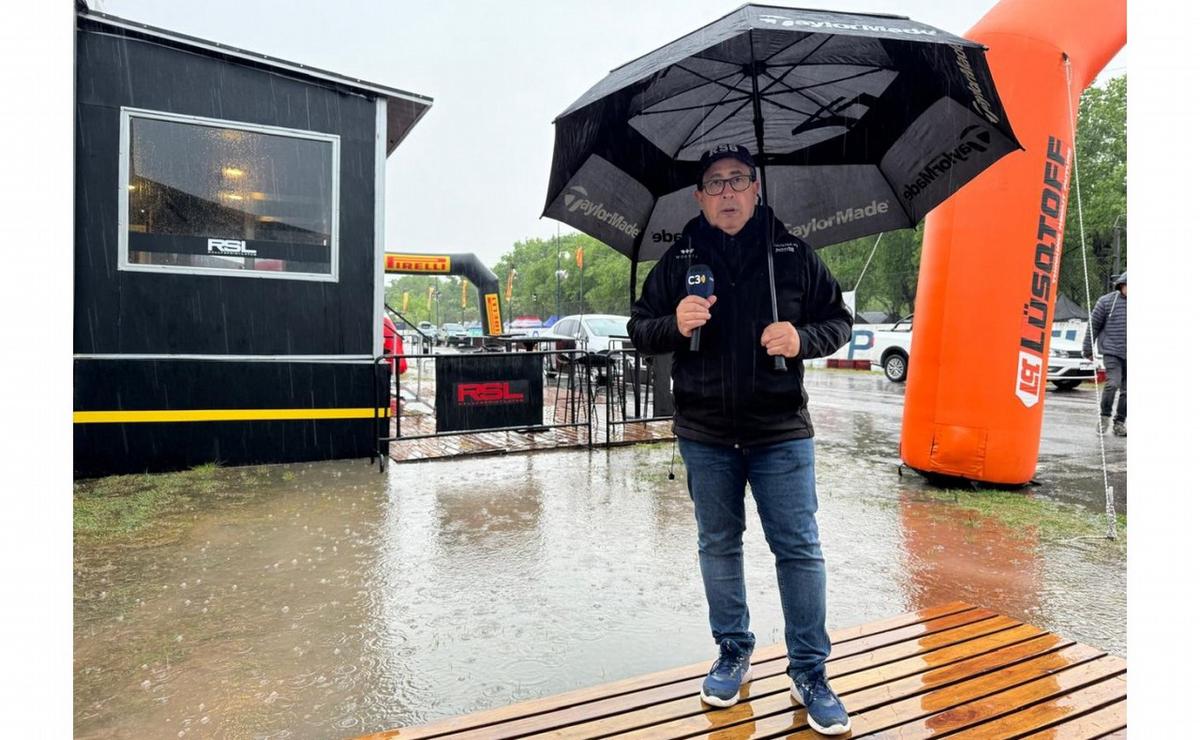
[359,605,1125,740]
[768,645,1110,740]
[534,622,1044,740]
[618,633,1083,740]
[991,697,1126,740]
[875,661,1126,738]
[827,607,1001,661]
[360,602,975,740]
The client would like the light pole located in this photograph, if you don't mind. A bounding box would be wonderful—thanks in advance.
[512,265,518,317]
[556,250,571,318]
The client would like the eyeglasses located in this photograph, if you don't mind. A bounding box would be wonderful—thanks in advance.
[701,173,756,196]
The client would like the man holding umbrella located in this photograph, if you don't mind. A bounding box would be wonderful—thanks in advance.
[550,6,1021,734]
[628,143,852,735]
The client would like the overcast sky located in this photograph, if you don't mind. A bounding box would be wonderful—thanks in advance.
[93,0,1127,266]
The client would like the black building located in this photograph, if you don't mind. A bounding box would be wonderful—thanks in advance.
[73,5,432,476]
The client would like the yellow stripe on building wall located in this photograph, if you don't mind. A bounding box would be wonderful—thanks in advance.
[73,408,391,424]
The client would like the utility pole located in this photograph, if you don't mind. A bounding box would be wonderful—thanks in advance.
[1112,213,1125,278]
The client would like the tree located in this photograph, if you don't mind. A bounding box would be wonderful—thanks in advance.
[492,234,653,320]
[1058,74,1126,307]
[384,275,477,327]
[817,226,923,320]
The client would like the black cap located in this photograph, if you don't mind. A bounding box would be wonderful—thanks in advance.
[696,144,756,187]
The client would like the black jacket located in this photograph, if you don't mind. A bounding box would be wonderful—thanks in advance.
[628,206,852,447]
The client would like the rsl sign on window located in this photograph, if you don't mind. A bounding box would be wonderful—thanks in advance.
[435,353,543,432]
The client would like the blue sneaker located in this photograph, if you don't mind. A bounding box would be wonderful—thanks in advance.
[699,639,753,707]
[791,667,851,735]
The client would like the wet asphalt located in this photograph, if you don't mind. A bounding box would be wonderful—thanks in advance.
[73,368,1126,739]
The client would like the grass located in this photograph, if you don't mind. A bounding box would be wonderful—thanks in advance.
[73,463,274,542]
[922,488,1126,543]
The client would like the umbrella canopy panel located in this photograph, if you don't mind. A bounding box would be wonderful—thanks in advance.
[544,4,1019,262]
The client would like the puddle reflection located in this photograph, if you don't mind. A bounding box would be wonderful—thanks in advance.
[75,436,1124,738]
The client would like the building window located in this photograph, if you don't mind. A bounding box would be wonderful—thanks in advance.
[119,108,340,281]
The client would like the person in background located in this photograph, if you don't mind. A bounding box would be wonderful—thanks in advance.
[1083,271,1127,436]
[383,315,408,376]
[627,144,853,735]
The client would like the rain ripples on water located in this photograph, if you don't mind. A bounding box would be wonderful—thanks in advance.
[75,381,1125,738]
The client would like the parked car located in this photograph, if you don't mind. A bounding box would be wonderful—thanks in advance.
[547,314,633,368]
[871,314,913,382]
[869,314,1096,390]
[509,315,546,336]
[382,316,408,375]
[1047,336,1097,390]
[439,322,469,346]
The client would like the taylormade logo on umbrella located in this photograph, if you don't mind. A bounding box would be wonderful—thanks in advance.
[788,200,890,240]
[759,14,937,35]
[901,126,992,203]
[545,6,1020,261]
[951,44,1002,125]
[564,186,641,238]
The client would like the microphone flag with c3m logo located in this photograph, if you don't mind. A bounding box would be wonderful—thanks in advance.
[686,264,715,352]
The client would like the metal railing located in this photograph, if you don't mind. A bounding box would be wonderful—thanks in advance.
[384,303,436,354]
[598,344,675,445]
[370,336,680,466]
[373,345,594,468]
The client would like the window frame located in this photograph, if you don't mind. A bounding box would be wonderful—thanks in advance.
[117,106,341,282]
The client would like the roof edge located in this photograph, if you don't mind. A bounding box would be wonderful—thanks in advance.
[77,8,433,108]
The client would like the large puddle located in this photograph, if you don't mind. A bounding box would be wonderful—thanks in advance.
[75,381,1126,738]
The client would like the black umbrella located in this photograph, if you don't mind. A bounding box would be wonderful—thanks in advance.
[543,4,1020,302]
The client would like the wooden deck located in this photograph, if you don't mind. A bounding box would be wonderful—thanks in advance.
[360,602,1125,739]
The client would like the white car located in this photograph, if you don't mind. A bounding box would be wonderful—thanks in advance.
[439,322,469,346]
[1047,336,1098,390]
[871,315,914,382]
[547,314,632,367]
[869,315,1095,389]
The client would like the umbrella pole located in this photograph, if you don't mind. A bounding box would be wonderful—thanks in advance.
[757,169,787,372]
[629,238,642,419]
[747,44,788,372]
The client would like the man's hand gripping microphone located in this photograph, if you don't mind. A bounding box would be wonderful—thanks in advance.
[686,265,715,352]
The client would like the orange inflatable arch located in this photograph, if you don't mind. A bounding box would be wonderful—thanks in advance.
[900,0,1125,485]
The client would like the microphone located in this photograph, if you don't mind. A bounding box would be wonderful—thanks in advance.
[686,264,715,352]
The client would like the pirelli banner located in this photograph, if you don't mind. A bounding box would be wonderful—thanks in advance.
[383,251,503,336]
[384,253,450,273]
[435,353,544,432]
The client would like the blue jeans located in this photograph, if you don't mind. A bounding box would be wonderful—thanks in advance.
[677,436,831,676]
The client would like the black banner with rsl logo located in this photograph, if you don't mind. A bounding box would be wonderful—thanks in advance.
[435,353,544,432]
